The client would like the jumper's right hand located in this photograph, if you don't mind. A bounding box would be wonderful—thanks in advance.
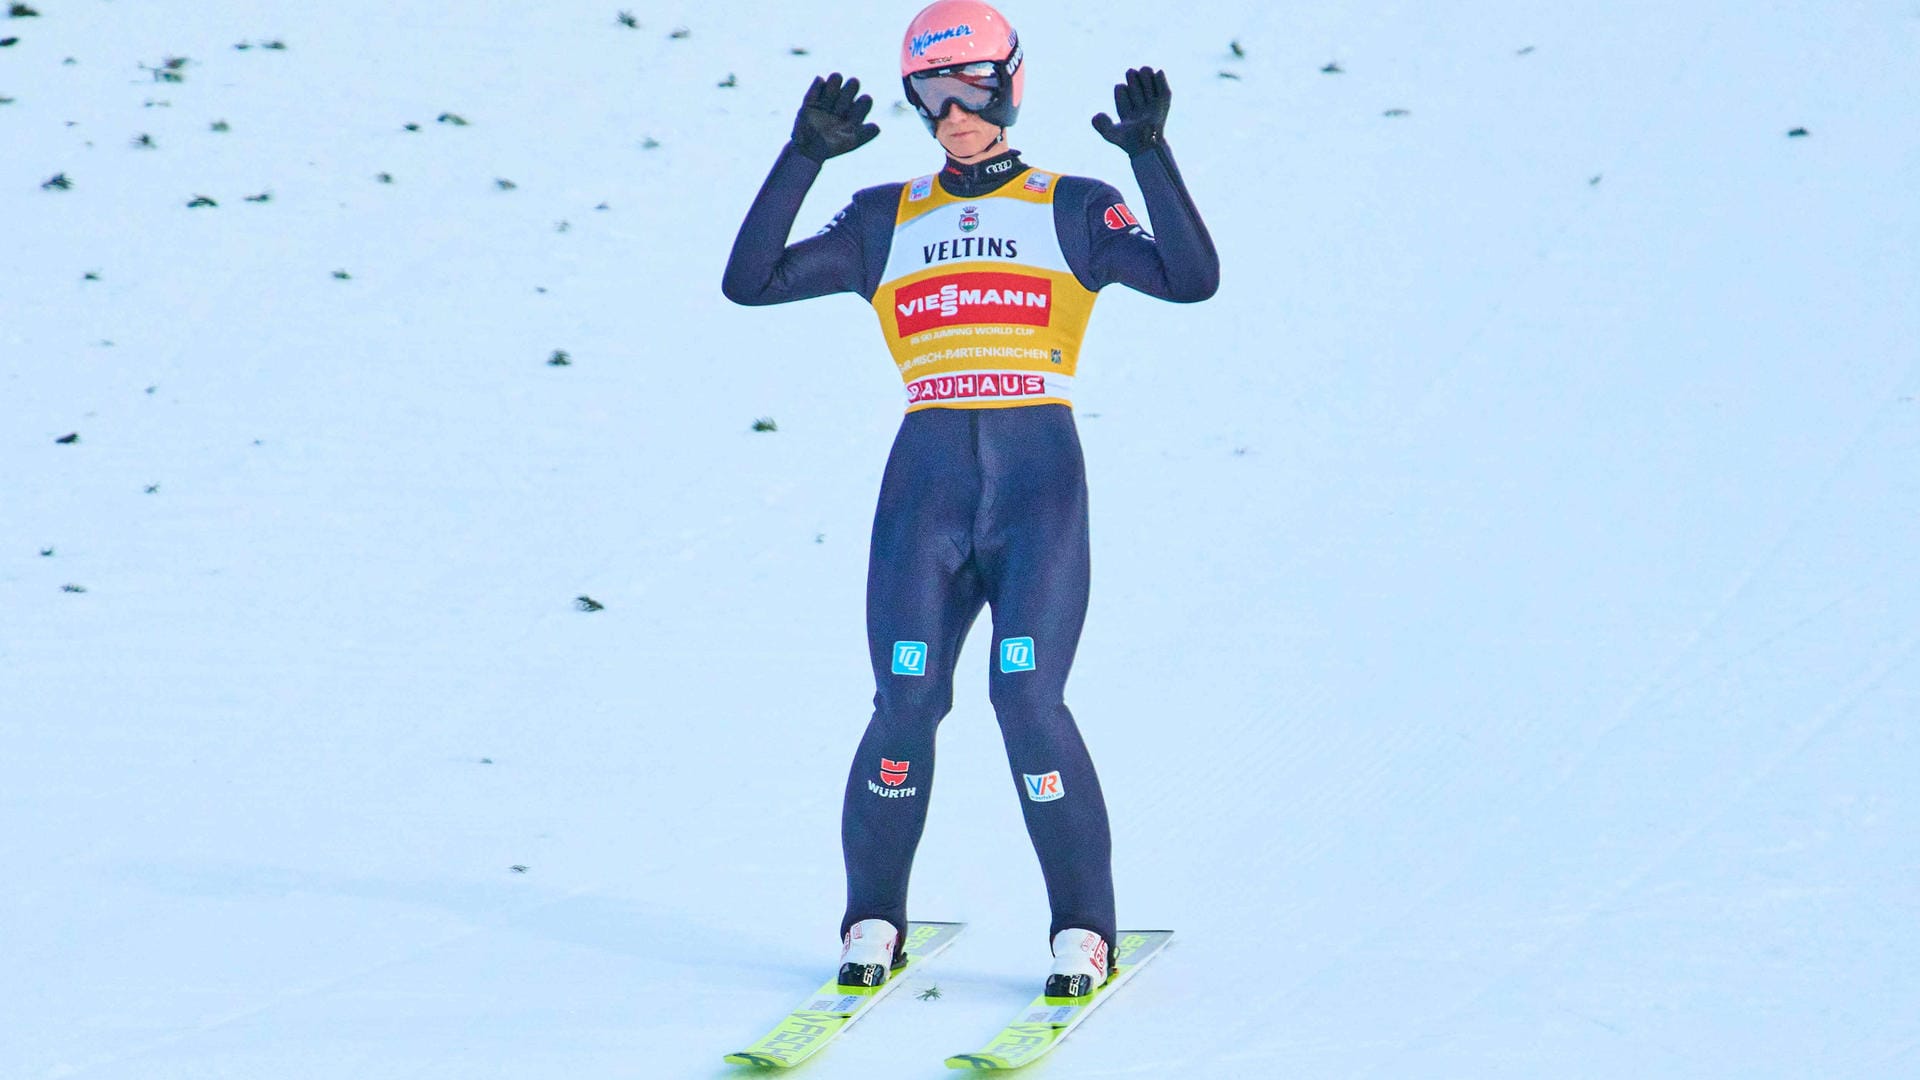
[791,73,881,162]
[1092,66,1173,156]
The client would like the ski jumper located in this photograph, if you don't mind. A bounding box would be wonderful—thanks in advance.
[723,139,1217,953]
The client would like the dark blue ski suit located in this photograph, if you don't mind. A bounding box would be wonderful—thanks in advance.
[723,137,1217,954]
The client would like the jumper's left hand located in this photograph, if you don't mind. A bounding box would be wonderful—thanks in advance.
[1092,66,1172,156]
[791,73,881,162]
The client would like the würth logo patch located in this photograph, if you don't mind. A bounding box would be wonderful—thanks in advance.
[894,272,1052,335]
[870,758,918,798]
[1103,203,1140,230]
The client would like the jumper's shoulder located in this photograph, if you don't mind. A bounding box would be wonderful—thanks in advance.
[823,183,906,228]
[1050,174,1146,244]
[854,181,906,204]
[827,181,904,230]
[860,177,910,206]
[1048,174,1126,209]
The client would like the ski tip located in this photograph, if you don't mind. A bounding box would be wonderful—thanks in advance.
[945,1052,1011,1070]
[725,1050,800,1069]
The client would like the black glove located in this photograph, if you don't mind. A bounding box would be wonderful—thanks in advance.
[790,73,880,163]
[1091,66,1172,156]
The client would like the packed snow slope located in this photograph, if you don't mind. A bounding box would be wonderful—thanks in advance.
[4,1,1917,1077]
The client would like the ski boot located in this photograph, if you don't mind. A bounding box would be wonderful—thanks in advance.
[837,918,905,988]
[1043,928,1111,998]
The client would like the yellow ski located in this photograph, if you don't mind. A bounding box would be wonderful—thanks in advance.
[945,930,1174,1070]
[725,921,966,1069]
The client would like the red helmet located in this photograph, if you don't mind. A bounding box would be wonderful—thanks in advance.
[899,1,1024,131]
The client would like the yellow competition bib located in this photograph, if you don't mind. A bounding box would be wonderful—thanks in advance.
[870,169,1098,411]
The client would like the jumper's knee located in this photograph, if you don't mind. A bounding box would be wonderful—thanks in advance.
[988,674,1067,727]
[872,679,954,733]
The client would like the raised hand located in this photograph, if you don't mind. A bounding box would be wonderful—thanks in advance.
[791,73,881,162]
[1091,66,1172,156]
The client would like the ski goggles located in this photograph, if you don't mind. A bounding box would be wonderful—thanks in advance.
[908,61,1003,119]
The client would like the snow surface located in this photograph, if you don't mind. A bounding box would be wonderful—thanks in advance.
[4,1,1918,1076]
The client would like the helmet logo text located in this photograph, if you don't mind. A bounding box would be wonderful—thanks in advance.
[910,24,974,58]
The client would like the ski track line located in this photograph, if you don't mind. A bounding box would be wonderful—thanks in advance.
[1258,574,1909,1069]
[1631,583,1865,713]
[1545,334,1917,831]
[1865,1031,1920,1073]
[1162,179,1913,1070]
[1354,629,1919,1079]
[40,886,592,1080]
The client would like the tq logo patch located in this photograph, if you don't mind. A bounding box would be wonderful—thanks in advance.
[892,640,928,676]
[999,636,1036,673]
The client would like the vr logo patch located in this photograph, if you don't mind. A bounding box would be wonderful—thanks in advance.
[892,641,929,676]
[999,636,1036,673]
[1023,770,1064,802]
